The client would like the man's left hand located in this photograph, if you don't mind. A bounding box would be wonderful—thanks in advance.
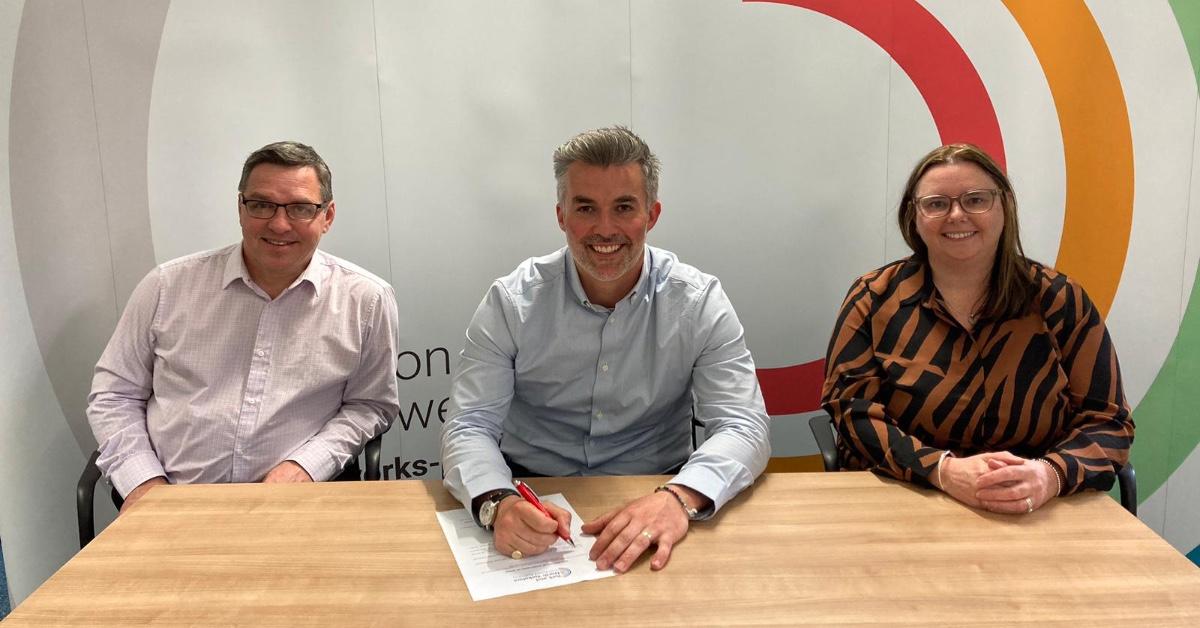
[262,461,314,483]
[582,487,702,573]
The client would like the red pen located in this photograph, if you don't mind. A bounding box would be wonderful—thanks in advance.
[514,480,575,547]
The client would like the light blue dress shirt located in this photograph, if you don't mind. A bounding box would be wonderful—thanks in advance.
[441,246,770,516]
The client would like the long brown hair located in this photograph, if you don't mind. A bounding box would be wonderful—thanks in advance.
[897,143,1037,321]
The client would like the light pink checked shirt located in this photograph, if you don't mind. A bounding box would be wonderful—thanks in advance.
[88,244,399,496]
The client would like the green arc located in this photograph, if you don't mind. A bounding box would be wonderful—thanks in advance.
[1129,1,1200,501]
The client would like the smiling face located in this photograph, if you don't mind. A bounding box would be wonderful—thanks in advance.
[238,163,334,296]
[912,162,1003,271]
[556,162,661,306]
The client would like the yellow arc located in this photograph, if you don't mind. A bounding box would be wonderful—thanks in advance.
[1004,0,1134,316]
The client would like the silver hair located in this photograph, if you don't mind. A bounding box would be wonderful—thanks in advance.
[553,126,661,204]
[238,141,332,202]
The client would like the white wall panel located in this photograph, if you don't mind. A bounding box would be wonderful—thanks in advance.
[0,0,90,604]
[148,0,391,281]
[373,1,633,469]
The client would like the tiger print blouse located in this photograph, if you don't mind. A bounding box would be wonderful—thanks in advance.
[820,257,1133,495]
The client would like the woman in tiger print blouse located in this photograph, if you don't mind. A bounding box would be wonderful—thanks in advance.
[821,144,1133,515]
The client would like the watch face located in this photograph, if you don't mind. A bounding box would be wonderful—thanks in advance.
[479,498,498,527]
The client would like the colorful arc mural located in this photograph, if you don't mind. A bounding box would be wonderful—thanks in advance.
[1003,0,1134,317]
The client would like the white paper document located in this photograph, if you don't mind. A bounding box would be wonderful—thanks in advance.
[436,493,614,601]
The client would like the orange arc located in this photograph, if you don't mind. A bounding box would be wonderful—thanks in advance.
[1003,0,1134,316]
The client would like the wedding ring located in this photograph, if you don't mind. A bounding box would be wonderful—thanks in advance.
[640,529,654,542]
[511,549,524,560]
[1024,497,1034,514]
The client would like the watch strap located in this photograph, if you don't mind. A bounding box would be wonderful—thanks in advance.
[473,488,519,528]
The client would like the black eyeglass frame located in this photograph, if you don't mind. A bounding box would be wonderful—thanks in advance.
[239,194,329,222]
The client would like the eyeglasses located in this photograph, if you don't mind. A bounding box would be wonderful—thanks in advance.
[913,189,1000,218]
[239,194,328,221]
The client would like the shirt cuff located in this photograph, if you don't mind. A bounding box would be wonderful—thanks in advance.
[459,471,516,509]
[903,446,945,488]
[1041,453,1073,495]
[287,443,340,482]
[108,451,168,498]
[667,465,732,519]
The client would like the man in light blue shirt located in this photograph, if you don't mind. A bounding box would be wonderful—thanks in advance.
[441,126,770,574]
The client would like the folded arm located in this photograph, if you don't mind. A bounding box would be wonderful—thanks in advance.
[668,279,771,515]
[441,284,519,508]
[820,277,947,487]
[1040,280,1134,495]
[587,280,771,572]
[87,270,168,497]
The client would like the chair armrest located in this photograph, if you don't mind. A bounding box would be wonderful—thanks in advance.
[1117,461,1137,516]
[77,450,102,548]
[808,414,840,472]
[363,434,383,481]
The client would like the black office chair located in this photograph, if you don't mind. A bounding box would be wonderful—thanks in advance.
[77,434,384,548]
[1116,463,1137,516]
[808,414,840,473]
[806,413,1138,515]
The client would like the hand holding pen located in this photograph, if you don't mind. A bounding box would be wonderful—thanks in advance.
[515,480,575,547]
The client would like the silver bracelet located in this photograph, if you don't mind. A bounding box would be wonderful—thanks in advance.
[1037,458,1063,497]
[935,450,953,490]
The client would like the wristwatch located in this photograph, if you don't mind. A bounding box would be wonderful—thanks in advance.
[474,489,519,530]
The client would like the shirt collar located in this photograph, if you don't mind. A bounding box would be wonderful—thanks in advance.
[564,248,591,307]
[630,246,653,304]
[222,244,325,299]
[564,245,652,310]
[906,258,965,323]
[917,260,940,310]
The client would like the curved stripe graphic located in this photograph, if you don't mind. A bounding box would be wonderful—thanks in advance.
[1125,1,1200,500]
[747,0,1008,414]
[1003,1,1134,316]
[757,361,825,416]
[750,0,1006,167]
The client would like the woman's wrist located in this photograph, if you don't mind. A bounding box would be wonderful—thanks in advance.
[1036,458,1062,500]
[934,450,954,490]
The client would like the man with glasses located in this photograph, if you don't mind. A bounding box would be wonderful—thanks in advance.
[87,141,399,512]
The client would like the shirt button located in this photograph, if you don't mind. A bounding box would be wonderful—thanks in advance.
[601,363,609,372]
[596,410,604,418]
[247,398,257,406]
[255,349,266,357]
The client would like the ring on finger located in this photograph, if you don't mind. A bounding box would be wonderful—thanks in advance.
[511,549,524,560]
[1024,497,1034,514]
[640,529,654,542]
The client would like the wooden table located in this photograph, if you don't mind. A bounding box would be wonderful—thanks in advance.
[6,472,1199,626]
